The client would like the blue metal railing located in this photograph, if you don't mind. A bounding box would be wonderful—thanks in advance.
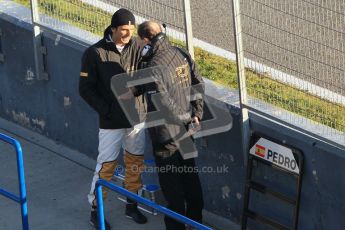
[0,133,29,230]
[96,179,212,230]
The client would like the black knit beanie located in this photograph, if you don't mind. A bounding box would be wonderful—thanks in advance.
[111,8,135,28]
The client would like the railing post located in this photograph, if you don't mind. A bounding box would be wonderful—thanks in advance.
[29,0,49,80]
[183,0,194,59]
[232,0,250,166]
[14,140,29,230]
[96,183,105,230]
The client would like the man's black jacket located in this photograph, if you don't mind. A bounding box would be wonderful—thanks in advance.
[140,36,204,153]
[79,27,142,129]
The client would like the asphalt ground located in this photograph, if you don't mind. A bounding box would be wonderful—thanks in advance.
[0,116,238,230]
[0,118,165,230]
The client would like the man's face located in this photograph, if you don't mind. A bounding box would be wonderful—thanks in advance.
[111,24,135,45]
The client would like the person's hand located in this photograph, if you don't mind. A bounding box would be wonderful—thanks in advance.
[118,89,133,100]
[192,116,200,125]
[188,116,201,134]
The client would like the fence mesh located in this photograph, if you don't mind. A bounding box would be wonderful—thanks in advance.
[15,0,187,46]
[240,0,345,142]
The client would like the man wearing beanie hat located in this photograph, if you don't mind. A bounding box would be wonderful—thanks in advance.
[79,8,147,229]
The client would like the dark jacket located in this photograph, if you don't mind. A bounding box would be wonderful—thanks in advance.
[141,36,204,154]
[79,27,143,129]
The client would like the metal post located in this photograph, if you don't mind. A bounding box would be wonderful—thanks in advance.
[30,0,49,80]
[232,0,250,165]
[15,141,29,230]
[96,183,105,230]
[183,0,195,59]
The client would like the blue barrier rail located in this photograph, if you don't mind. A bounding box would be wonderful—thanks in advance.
[96,179,212,230]
[0,133,29,230]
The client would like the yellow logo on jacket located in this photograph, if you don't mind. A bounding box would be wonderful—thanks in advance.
[80,72,88,77]
[175,64,188,78]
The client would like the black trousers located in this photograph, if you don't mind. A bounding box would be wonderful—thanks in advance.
[154,152,204,230]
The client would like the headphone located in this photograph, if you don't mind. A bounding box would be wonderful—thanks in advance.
[141,32,166,58]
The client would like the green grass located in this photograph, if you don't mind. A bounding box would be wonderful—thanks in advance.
[15,0,345,132]
[195,46,345,131]
[16,0,110,35]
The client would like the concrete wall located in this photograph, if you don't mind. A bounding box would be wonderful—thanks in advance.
[0,12,98,156]
[0,7,344,230]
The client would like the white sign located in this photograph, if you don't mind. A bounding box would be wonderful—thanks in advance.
[249,138,300,174]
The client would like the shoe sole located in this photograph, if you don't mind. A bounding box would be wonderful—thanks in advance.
[125,215,147,224]
[89,220,97,229]
[90,220,111,230]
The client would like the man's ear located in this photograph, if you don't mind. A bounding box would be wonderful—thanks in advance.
[111,27,117,33]
[143,37,150,44]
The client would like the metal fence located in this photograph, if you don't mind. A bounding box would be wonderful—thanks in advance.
[24,0,192,79]
[234,0,345,147]
[17,0,345,147]
[27,0,188,46]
